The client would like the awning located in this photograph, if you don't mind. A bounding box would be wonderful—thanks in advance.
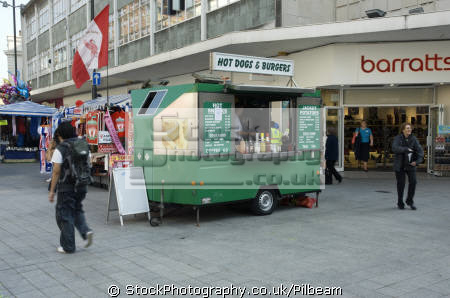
[83,94,131,112]
[0,101,57,116]
[225,84,314,96]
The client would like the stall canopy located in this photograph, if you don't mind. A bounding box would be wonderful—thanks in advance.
[0,101,57,116]
[83,94,131,112]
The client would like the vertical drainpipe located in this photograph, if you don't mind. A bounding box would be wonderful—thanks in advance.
[150,0,156,55]
[22,10,28,83]
[114,0,119,65]
[65,0,70,81]
[201,0,207,41]
[49,0,54,85]
[35,3,39,89]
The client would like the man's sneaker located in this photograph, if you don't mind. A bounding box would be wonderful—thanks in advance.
[84,231,93,248]
[57,246,66,254]
[46,177,52,183]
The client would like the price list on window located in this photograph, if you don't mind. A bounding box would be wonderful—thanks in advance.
[298,105,320,150]
[203,102,232,154]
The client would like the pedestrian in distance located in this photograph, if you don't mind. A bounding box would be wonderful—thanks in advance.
[48,121,93,253]
[392,123,424,210]
[45,130,59,184]
[325,127,342,184]
[353,120,373,172]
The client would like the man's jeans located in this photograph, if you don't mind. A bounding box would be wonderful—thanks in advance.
[56,191,90,253]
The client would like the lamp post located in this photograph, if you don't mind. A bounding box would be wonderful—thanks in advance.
[1,0,23,79]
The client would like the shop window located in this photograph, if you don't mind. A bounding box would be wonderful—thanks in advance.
[108,14,114,49]
[119,0,151,46]
[53,0,66,24]
[39,50,51,74]
[322,89,339,107]
[28,15,37,39]
[156,0,201,31]
[53,41,67,70]
[70,31,84,59]
[39,5,50,33]
[343,105,430,170]
[70,0,85,13]
[27,56,38,79]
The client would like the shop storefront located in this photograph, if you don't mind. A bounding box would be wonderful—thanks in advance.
[289,40,449,173]
[322,87,440,171]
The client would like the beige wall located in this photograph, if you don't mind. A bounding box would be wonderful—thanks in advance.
[437,85,450,124]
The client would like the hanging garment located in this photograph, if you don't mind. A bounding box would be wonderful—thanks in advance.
[30,117,41,138]
[111,110,126,138]
[17,117,26,135]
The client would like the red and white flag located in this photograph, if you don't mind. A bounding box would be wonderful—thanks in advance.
[72,5,109,88]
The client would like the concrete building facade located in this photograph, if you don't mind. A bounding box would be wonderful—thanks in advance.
[21,0,450,105]
[3,33,23,80]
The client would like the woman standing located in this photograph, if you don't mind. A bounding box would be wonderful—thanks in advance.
[355,120,373,172]
[325,127,342,184]
[392,123,423,210]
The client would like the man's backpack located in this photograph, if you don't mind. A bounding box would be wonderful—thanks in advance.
[60,137,92,190]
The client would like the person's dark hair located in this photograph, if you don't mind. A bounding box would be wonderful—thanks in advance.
[400,122,412,133]
[55,121,75,140]
[327,127,336,136]
[54,130,61,144]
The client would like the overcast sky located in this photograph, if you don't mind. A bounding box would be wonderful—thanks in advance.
[0,0,28,81]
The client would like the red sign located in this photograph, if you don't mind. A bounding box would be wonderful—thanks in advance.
[109,154,133,169]
[98,144,118,153]
[361,54,450,73]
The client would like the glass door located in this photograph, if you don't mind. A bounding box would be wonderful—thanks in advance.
[323,106,344,171]
[428,104,444,174]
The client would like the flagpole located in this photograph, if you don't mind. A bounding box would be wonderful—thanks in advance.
[107,62,110,107]
[91,0,97,100]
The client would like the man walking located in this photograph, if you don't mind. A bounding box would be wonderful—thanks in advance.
[48,122,93,253]
[392,123,424,210]
[325,127,342,184]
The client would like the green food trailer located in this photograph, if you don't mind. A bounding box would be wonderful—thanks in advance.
[131,83,323,225]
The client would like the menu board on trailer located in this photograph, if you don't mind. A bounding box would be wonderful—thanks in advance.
[203,102,232,154]
[298,105,320,150]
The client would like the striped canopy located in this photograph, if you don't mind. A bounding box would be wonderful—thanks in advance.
[83,94,131,112]
[0,101,57,116]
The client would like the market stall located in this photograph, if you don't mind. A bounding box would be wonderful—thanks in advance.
[66,94,133,188]
[0,101,56,167]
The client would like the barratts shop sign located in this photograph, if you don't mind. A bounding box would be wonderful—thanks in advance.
[210,52,294,76]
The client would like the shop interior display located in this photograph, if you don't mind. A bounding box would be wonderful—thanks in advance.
[343,107,428,170]
[433,131,450,176]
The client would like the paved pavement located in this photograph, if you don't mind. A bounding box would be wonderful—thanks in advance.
[0,163,449,298]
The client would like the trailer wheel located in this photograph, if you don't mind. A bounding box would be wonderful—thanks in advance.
[251,190,278,215]
[150,217,161,227]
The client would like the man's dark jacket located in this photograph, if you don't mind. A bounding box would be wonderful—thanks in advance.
[392,134,424,172]
[325,134,339,161]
